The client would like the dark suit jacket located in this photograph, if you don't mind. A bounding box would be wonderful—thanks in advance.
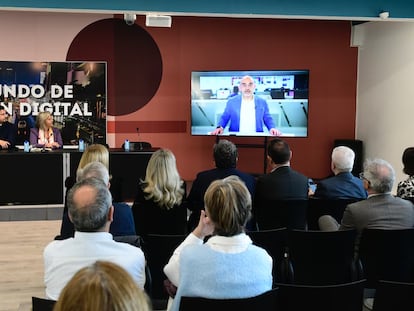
[254,166,309,203]
[314,172,367,199]
[186,167,256,230]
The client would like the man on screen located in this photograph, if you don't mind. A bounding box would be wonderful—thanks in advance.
[210,75,282,136]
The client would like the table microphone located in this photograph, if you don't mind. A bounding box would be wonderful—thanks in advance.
[136,127,143,150]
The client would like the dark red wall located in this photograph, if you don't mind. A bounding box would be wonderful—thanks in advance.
[68,16,358,180]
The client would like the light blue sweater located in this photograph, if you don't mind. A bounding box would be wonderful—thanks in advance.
[171,243,273,311]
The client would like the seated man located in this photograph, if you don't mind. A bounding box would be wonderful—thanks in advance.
[319,158,414,245]
[0,105,15,150]
[43,177,146,300]
[186,139,256,231]
[313,146,367,199]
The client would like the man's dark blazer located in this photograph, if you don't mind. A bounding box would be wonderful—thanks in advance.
[253,166,309,216]
[314,172,367,199]
[186,167,256,230]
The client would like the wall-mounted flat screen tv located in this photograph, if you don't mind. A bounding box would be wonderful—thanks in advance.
[191,70,309,137]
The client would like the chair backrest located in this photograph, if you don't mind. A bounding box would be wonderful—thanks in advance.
[287,229,360,285]
[179,288,278,311]
[358,228,414,288]
[307,197,361,230]
[255,199,308,230]
[141,234,187,309]
[275,279,366,311]
[32,297,56,311]
[372,280,414,311]
[247,228,291,284]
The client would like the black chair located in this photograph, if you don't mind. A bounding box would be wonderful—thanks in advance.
[358,228,414,289]
[179,288,278,311]
[247,228,292,284]
[372,280,414,311]
[32,297,56,311]
[287,229,361,285]
[122,141,152,151]
[141,234,187,310]
[307,197,361,230]
[275,279,366,311]
[255,199,308,230]
[113,235,152,295]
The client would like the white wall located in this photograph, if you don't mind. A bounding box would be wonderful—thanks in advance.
[356,21,414,194]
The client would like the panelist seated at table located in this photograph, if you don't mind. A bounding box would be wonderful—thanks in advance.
[0,105,15,150]
[30,111,63,149]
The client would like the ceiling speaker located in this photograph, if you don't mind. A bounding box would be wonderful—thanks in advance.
[145,15,172,28]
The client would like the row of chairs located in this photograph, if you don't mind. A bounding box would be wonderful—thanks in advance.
[32,279,414,311]
[247,227,414,289]
[179,279,414,311]
[254,197,361,231]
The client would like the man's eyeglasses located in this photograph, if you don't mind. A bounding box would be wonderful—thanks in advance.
[359,172,370,183]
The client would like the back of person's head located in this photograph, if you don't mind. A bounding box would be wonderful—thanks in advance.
[204,175,251,236]
[35,111,51,129]
[77,144,109,173]
[402,147,414,176]
[267,138,291,164]
[67,177,112,232]
[213,139,238,169]
[143,148,184,209]
[77,161,110,184]
[363,158,395,193]
[331,146,355,173]
[53,261,151,311]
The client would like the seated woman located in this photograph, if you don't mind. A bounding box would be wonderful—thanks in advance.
[163,175,273,311]
[58,143,134,239]
[397,147,414,200]
[132,148,187,236]
[53,261,151,311]
[29,111,63,149]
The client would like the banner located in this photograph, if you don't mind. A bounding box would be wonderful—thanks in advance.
[0,61,107,145]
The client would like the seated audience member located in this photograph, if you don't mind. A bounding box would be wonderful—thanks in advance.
[44,177,146,300]
[0,105,15,149]
[253,138,309,212]
[132,149,187,236]
[164,176,272,311]
[58,143,126,239]
[186,139,256,231]
[397,147,414,199]
[313,146,367,199]
[77,161,136,236]
[319,158,414,246]
[29,111,63,149]
[53,261,151,311]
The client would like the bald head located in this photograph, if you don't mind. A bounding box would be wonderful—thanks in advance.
[67,177,112,232]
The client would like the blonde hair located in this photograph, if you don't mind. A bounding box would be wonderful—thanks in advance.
[77,144,109,179]
[204,175,252,236]
[142,149,184,210]
[53,261,151,311]
[36,111,53,131]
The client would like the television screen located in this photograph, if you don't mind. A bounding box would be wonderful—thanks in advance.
[191,70,309,137]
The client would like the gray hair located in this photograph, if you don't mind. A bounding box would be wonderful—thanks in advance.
[332,146,355,172]
[363,158,395,193]
[77,161,110,185]
[213,139,238,169]
[67,177,112,232]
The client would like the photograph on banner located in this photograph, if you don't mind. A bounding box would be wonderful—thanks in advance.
[0,61,107,146]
